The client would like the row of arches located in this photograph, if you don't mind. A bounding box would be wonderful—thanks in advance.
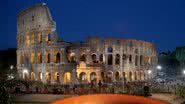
[18,33,52,46]
[20,52,61,64]
[69,53,144,66]
[78,71,148,82]
[79,72,97,82]
[25,71,148,83]
[27,72,71,84]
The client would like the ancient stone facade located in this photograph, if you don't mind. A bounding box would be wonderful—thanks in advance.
[17,3,157,84]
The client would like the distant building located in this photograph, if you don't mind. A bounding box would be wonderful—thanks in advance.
[175,46,185,65]
[16,3,157,84]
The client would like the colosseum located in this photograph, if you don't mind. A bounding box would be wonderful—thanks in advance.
[16,3,157,84]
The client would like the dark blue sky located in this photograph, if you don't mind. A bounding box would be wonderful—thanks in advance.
[1,0,185,52]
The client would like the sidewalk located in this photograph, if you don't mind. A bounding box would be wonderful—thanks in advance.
[150,93,185,104]
[12,94,76,104]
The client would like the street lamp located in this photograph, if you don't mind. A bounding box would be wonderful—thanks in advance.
[183,70,185,75]
[148,70,152,75]
[157,65,162,70]
[10,65,14,70]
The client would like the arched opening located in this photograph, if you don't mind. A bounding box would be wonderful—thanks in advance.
[135,49,138,54]
[20,55,24,64]
[115,54,120,65]
[79,72,87,81]
[26,35,30,46]
[99,54,104,62]
[134,72,137,81]
[129,72,132,81]
[55,72,60,83]
[64,72,71,84]
[31,34,34,44]
[129,55,132,63]
[135,55,138,66]
[56,52,60,63]
[101,72,105,81]
[47,53,50,63]
[122,54,126,60]
[115,72,120,81]
[31,72,35,80]
[38,33,42,43]
[47,33,51,42]
[69,53,76,63]
[108,54,113,65]
[140,71,143,80]
[38,53,42,63]
[92,54,97,63]
[80,54,86,62]
[31,53,35,63]
[45,72,51,83]
[71,56,76,63]
[107,47,113,53]
[106,71,113,82]
[38,72,42,81]
[123,72,126,81]
[140,55,143,65]
[90,72,96,82]
[23,72,28,80]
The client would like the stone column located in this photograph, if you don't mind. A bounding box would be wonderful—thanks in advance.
[60,70,64,84]
[86,53,91,64]
[120,55,123,79]
[112,72,116,82]
[113,54,115,66]
[72,69,78,84]
[87,71,90,83]
[51,49,54,64]
[50,71,55,84]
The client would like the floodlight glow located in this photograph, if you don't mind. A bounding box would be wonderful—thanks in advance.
[23,69,28,74]
[157,65,162,70]
[183,70,185,75]
[148,70,152,74]
[10,65,13,69]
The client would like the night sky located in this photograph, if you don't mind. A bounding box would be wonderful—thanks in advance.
[1,0,185,52]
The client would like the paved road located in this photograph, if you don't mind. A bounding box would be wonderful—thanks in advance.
[150,93,184,104]
[12,94,184,104]
[12,94,76,104]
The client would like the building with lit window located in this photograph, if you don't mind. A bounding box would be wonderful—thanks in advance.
[16,3,157,84]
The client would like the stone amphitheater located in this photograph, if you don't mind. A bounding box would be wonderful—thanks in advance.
[16,3,157,84]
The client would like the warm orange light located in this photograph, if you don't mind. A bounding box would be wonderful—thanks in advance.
[50,94,168,104]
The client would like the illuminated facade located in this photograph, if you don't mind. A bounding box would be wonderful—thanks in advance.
[16,3,157,84]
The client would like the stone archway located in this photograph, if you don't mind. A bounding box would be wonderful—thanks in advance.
[129,72,132,81]
[80,54,86,62]
[45,72,51,83]
[55,72,60,83]
[101,72,105,81]
[31,72,35,81]
[56,52,60,63]
[140,71,144,80]
[64,72,71,84]
[79,72,87,81]
[90,72,97,82]
[134,71,137,81]
[115,72,120,81]
[38,72,42,81]
[23,72,29,80]
[106,71,113,82]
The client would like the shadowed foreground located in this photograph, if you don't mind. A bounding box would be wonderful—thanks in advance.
[51,94,168,104]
